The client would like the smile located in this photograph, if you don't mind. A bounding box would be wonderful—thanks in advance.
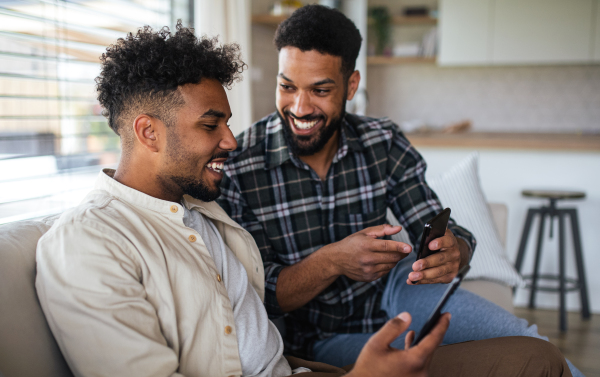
[206,161,224,173]
[292,117,319,130]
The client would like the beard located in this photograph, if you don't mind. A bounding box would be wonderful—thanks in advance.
[168,174,222,202]
[163,129,229,202]
[278,104,345,157]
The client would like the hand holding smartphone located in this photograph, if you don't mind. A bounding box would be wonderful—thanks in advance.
[415,208,451,261]
[411,264,470,346]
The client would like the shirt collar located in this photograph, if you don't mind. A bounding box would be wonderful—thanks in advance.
[264,113,364,170]
[94,169,246,231]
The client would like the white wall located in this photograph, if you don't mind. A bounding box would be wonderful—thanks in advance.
[367,64,600,133]
[419,148,600,313]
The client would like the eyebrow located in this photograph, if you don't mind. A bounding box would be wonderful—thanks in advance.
[200,109,231,120]
[312,78,335,86]
[278,73,336,87]
[278,73,293,82]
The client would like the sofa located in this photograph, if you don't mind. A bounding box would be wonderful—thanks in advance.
[0,203,513,377]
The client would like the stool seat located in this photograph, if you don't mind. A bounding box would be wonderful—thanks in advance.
[522,190,585,200]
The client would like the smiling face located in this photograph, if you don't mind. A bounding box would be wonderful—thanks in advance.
[276,47,351,156]
[158,79,237,202]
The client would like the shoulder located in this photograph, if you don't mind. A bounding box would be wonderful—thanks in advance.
[39,190,139,251]
[225,112,279,174]
[345,113,410,150]
[230,112,278,159]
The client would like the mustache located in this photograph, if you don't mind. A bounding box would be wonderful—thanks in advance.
[209,151,230,161]
[284,110,323,122]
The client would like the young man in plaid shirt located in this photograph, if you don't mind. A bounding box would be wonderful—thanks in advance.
[218,5,582,376]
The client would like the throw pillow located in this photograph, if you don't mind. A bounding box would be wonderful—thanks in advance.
[426,152,524,287]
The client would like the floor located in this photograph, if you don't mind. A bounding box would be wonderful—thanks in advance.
[514,307,600,376]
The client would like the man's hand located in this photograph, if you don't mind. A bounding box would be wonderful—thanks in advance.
[325,224,412,282]
[346,312,451,377]
[276,224,411,312]
[407,229,470,285]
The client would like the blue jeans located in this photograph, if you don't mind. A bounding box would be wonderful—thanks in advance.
[313,253,584,377]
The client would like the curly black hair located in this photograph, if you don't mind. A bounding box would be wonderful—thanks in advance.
[96,21,245,144]
[274,4,362,79]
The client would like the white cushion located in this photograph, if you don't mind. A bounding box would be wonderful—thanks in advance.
[427,152,524,287]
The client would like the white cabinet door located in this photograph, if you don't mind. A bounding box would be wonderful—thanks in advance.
[492,0,594,64]
[438,0,493,65]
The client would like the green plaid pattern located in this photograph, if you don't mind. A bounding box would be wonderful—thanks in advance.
[218,112,476,358]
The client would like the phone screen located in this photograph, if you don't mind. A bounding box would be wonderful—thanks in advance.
[411,265,470,346]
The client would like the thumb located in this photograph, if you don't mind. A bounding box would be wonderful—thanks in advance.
[366,312,411,351]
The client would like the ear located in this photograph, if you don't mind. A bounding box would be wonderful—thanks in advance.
[346,70,361,101]
[132,114,161,153]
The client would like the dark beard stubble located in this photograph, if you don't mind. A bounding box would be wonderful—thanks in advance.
[160,127,226,202]
[278,100,346,157]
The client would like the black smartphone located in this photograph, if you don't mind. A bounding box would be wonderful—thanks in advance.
[415,208,451,261]
[411,265,470,346]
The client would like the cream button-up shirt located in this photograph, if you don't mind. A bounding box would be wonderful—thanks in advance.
[36,169,265,377]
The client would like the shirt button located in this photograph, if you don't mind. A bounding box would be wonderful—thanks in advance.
[224,326,232,335]
[217,274,222,282]
[170,205,178,213]
[188,235,196,242]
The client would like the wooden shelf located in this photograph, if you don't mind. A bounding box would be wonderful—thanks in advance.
[392,16,438,25]
[368,16,438,26]
[252,14,288,26]
[405,132,600,152]
[367,56,436,65]
[253,14,439,27]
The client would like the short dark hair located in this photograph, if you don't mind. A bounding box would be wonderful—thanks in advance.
[96,21,245,141]
[274,4,362,78]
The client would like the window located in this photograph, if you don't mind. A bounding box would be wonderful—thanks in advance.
[0,0,191,224]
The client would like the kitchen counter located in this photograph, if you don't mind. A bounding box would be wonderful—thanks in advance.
[405,132,600,152]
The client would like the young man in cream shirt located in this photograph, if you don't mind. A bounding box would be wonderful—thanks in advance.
[35,22,572,377]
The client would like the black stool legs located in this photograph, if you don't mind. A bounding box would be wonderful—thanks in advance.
[514,203,590,332]
[567,209,591,319]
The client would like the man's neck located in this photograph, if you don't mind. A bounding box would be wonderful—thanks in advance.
[298,129,340,181]
[113,159,183,203]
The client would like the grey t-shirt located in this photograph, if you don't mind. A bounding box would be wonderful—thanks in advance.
[182,206,292,377]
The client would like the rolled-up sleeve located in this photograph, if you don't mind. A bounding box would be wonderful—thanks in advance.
[35,220,185,377]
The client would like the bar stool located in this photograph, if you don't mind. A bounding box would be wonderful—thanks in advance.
[514,189,590,331]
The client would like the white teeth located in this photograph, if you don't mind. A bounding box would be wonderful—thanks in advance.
[207,161,224,172]
[293,118,317,130]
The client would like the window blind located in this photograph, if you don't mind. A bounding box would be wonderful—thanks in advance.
[0,0,189,224]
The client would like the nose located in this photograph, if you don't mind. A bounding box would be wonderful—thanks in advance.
[219,124,238,152]
[290,90,314,118]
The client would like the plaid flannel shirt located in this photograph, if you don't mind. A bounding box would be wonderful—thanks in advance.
[218,112,476,358]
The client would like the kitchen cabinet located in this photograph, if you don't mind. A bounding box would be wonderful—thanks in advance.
[438,0,492,65]
[439,0,599,66]
[493,0,594,64]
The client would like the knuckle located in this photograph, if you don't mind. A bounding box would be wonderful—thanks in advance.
[357,239,367,249]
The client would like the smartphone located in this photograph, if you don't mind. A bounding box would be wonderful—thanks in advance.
[415,208,451,261]
[411,265,470,346]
